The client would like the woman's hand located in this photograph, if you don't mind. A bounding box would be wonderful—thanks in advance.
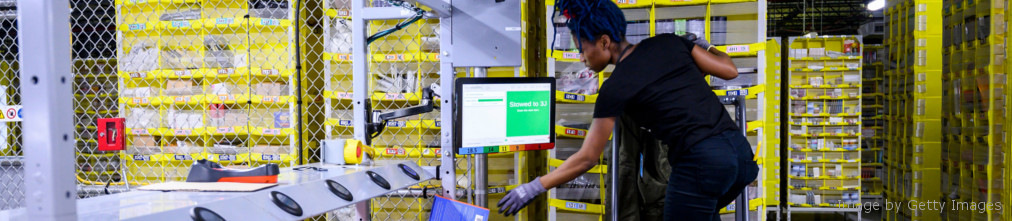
[497,177,547,216]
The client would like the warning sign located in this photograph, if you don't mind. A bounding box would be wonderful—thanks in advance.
[0,105,22,122]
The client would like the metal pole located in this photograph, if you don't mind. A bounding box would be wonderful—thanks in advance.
[350,0,371,219]
[473,67,488,207]
[17,0,78,220]
[734,95,748,221]
[608,125,620,220]
[438,0,457,199]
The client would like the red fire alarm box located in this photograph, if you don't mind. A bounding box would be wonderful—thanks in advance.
[97,118,124,151]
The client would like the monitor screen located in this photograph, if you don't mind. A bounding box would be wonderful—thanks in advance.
[454,77,555,155]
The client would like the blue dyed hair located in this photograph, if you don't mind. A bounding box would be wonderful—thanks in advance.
[553,0,627,52]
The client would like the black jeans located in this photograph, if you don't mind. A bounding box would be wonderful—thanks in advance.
[663,130,758,221]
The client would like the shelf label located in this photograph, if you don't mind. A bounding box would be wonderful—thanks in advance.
[725,45,750,53]
[261,96,280,103]
[261,154,281,161]
[725,89,748,96]
[215,18,235,25]
[384,93,406,100]
[218,155,236,161]
[434,120,441,127]
[217,95,234,101]
[260,69,279,76]
[564,202,587,210]
[261,128,281,135]
[387,121,406,128]
[337,10,350,16]
[174,70,192,77]
[489,187,506,194]
[217,68,235,75]
[260,19,280,26]
[216,127,234,133]
[131,97,148,104]
[174,129,191,135]
[384,54,406,61]
[336,54,351,61]
[434,149,442,155]
[385,148,405,155]
[129,0,147,4]
[564,128,586,137]
[562,52,580,60]
[335,92,353,99]
[171,20,190,28]
[175,96,191,103]
[132,155,149,161]
[128,72,147,78]
[128,23,146,31]
[131,128,148,135]
[338,120,352,126]
[563,93,585,101]
[174,154,192,161]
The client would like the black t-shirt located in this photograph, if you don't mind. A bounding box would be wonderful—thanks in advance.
[593,34,739,152]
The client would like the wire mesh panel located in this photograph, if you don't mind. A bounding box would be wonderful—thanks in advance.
[0,1,21,208]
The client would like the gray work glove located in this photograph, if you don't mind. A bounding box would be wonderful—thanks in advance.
[681,33,713,50]
[497,177,547,216]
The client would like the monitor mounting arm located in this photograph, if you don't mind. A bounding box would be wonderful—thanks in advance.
[365,85,439,145]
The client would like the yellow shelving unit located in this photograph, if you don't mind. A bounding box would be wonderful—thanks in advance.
[938,0,1005,220]
[786,36,864,216]
[115,0,322,183]
[861,44,885,199]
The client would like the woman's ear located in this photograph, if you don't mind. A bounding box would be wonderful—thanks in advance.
[598,34,612,48]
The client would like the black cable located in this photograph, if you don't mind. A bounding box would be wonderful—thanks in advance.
[366,0,425,44]
[293,0,305,165]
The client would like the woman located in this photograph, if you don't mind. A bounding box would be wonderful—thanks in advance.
[495,0,758,220]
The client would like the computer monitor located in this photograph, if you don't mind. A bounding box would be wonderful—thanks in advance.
[454,77,555,155]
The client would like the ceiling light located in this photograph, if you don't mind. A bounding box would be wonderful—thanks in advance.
[867,0,885,11]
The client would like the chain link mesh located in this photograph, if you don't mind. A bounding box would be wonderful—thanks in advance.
[68,0,475,219]
[0,0,485,218]
[0,0,21,209]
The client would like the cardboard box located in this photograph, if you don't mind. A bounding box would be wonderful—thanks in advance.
[166,79,200,96]
[254,82,287,96]
[250,145,287,155]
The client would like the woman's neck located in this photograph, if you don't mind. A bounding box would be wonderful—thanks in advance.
[612,41,635,64]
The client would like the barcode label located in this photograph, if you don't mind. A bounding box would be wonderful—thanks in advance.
[174,155,192,161]
[216,18,234,25]
[260,19,280,26]
[262,155,281,161]
[385,93,406,100]
[565,202,587,210]
[174,70,191,76]
[562,52,580,59]
[563,93,585,101]
[262,128,281,135]
[171,20,190,28]
[129,23,146,30]
[219,155,235,161]
[217,68,234,75]
[725,45,750,53]
[133,155,149,161]
[564,128,586,136]
[129,72,147,78]
[131,129,147,135]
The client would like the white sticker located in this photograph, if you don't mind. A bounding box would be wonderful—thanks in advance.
[725,45,750,53]
[505,27,521,31]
